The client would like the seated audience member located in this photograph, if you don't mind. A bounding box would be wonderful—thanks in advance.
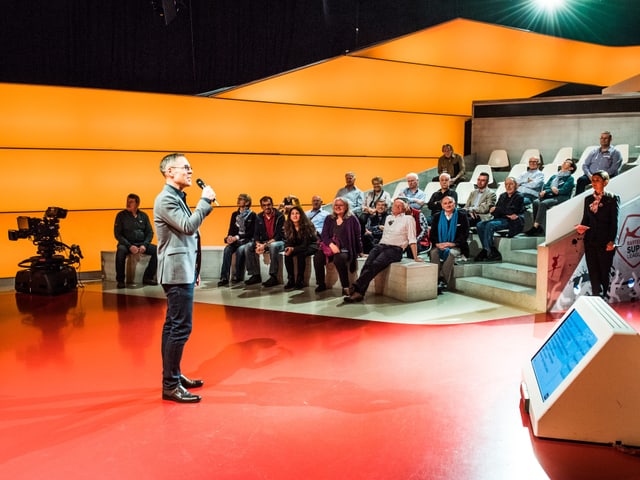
[344,198,423,303]
[463,172,496,227]
[516,157,544,205]
[403,199,429,258]
[401,172,427,210]
[335,171,363,217]
[429,196,469,293]
[475,177,525,262]
[283,206,318,290]
[306,195,329,235]
[114,193,158,288]
[218,193,256,287]
[313,197,362,295]
[575,130,623,195]
[245,196,285,288]
[362,199,389,254]
[427,173,458,222]
[432,144,466,185]
[526,159,576,237]
[278,194,300,219]
[362,176,392,216]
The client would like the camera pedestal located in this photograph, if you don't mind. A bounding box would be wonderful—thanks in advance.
[15,266,78,295]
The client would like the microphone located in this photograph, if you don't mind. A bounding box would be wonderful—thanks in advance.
[196,178,219,206]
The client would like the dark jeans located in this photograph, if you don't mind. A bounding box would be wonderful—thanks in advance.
[220,241,249,281]
[284,248,315,283]
[353,244,403,295]
[584,244,615,297]
[314,250,351,288]
[575,174,591,195]
[115,243,157,283]
[161,283,195,390]
[476,218,509,252]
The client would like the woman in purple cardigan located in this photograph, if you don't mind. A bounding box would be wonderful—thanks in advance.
[313,197,363,295]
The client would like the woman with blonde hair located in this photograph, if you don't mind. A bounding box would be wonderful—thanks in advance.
[313,197,362,294]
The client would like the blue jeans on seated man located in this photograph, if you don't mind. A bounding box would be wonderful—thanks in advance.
[220,241,250,282]
[245,240,285,277]
[476,218,509,253]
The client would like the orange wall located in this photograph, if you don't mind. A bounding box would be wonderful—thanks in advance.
[0,83,466,278]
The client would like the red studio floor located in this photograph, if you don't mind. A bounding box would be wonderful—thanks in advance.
[1,283,639,480]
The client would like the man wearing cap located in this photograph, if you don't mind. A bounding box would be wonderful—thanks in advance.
[344,197,423,303]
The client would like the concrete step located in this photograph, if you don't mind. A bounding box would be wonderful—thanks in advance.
[503,248,538,267]
[455,275,537,310]
[481,262,537,287]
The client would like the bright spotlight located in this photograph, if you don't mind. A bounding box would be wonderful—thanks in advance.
[534,0,565,12]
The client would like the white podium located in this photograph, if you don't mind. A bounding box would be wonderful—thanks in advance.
[521,296,640,446]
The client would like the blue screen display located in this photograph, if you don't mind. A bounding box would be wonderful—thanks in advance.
[531,309,597,402]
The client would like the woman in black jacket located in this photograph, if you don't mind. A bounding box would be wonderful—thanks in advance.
[283,206,318,290]
[575,171,619,298]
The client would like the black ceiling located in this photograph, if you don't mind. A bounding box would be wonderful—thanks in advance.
[1,0,638,95]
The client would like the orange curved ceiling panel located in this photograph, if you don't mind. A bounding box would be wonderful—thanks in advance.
[217,18,640,114]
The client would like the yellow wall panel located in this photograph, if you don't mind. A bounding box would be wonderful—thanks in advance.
[1,83,462,157]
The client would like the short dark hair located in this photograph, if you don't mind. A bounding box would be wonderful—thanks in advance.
[592,170,610,182]
[127,193,140,205]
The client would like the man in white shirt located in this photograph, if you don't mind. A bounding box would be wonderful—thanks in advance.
[344,197,423,302]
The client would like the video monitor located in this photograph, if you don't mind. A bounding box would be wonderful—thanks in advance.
[531,308,597,402]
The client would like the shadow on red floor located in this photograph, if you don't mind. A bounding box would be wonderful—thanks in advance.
[0,288,638,479]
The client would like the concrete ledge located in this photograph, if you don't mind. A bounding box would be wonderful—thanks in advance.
[101,251,153,284]
[102,247,281,283]
[101,247,438,302]
[371,259,438,302]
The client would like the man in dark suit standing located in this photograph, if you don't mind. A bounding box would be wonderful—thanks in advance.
[154,153,216,403]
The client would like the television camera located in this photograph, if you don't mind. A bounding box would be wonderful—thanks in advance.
[8,207,83,294]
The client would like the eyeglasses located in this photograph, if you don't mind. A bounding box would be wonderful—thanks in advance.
[171,164,192,171]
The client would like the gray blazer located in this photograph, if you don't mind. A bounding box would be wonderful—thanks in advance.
[154,184,213,285]
[465,188,497,221]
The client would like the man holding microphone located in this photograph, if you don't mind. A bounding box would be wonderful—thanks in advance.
[154,153,216,403]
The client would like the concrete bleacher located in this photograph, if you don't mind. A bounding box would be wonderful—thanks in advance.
[101,247,438,302]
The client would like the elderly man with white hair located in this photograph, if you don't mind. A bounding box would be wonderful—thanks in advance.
[400,172,427,210]
[344,197,423,303]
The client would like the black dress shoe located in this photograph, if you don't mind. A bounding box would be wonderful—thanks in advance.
[262,276,279,287]
[117,281,126,288]
[217,279,229,287]
[162,385,201,403]
[245,275,262,285]
[315,284,327,293]
[143,279,158,286]
[284,280,296,290]
[474,250,487,262]
[487,248,502,262]
[344,291,364,303]
[180,374,204,389]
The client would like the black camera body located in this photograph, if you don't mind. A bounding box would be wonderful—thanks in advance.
[8,207,83,295]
